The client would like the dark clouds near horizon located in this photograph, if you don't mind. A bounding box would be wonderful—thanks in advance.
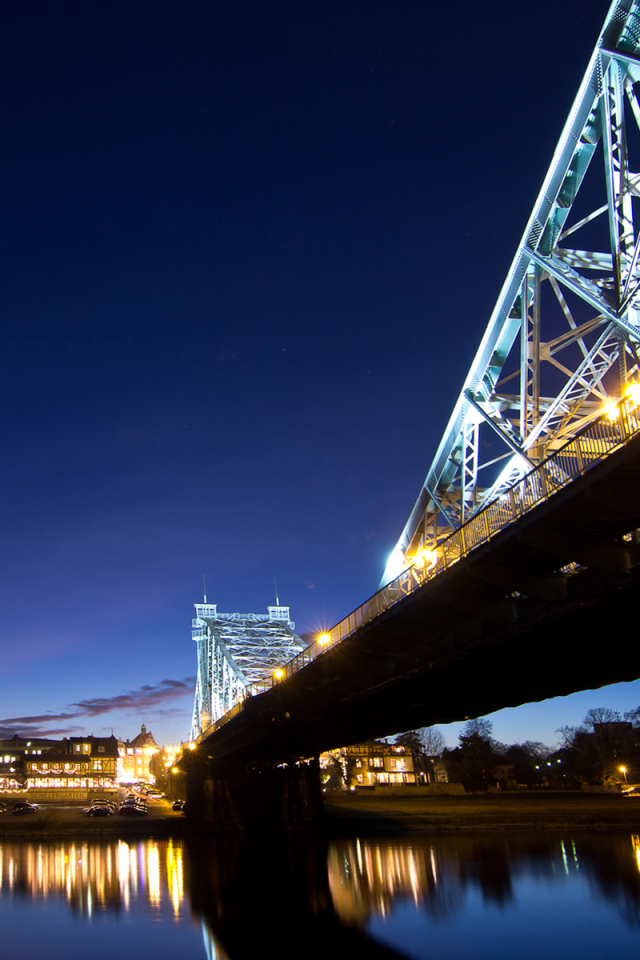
[0,679,195,739]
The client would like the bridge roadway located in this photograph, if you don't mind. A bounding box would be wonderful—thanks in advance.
[198,429,640,770]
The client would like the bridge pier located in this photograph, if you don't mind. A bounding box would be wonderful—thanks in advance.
[184,751,324,831]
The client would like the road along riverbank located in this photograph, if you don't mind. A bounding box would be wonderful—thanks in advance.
[0,800,188,839]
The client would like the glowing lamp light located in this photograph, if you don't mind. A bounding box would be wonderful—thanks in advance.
[625,383,640,405]
[188,742,196,751]
[273,668,285,680]
[412,547,438,569]
[318,633,331,646]
[602,399,619,421]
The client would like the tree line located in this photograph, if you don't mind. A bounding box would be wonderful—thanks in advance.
[398,707,640,790]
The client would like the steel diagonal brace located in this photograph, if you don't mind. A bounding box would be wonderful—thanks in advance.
[464,391,535,467]
[601,47,640,73]
[527,247,640,340]
[523,324,617,450]
[528,248,617,318]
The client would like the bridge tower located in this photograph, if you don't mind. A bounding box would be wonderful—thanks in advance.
[381,0,640,587]
[190,602,306,739]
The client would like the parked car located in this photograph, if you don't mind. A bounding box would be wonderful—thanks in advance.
[12,801,37,815]
[119,798,147,812]
[172,799,185,811]
[119,803,147,816]
[82,800,115,814]
[86,805,112,816]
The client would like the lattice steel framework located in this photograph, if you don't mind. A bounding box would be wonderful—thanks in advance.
[381,0,640,586]
[190,603,306,739]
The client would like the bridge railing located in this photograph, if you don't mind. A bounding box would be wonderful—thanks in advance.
[202,394,640,732]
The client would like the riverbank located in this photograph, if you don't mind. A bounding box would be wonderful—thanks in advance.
[0,801,188,839]
[1,793,640,838]
[322,791,640,834]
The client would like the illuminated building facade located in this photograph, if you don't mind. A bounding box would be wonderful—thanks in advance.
[0,736,61,789]
[118,723,160,783]
[24,736,119,800]
[323,741,416,789]
[190,602,306,738]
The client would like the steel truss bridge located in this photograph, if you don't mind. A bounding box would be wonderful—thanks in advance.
[192,0,640,776]
[190,604,305,739]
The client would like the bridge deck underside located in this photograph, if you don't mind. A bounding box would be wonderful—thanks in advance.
[201,435,640,765]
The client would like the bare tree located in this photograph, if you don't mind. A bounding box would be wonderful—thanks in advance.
[521,740,551,761]
[583,707,622,729]
[555,725,580,749]
[419,726,446,757]
[625,706,640,727]
[461,717,493,740]
[396,726,446,757]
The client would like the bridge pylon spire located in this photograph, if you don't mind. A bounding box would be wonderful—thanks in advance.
[381,0,640,587]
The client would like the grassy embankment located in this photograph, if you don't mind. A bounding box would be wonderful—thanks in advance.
[322,790,640,834]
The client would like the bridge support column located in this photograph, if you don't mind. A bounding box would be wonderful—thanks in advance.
[185,752,324,831]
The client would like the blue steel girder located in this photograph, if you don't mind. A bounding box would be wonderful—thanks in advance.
[381,0,640,587]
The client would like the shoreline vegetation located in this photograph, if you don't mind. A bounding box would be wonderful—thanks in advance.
[0,792,639,838]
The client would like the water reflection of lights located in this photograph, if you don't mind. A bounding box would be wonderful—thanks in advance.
[328,840,440,923]
[330,834,640,932]
[0,839,186,917]
[166,839,184,915]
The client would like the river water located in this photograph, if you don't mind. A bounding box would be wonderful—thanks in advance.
[1,831,639,959]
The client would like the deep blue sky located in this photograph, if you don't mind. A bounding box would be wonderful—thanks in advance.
[1,0,637,749]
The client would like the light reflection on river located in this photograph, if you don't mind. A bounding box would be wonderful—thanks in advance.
[0,838,185,917]
[1,832,640,959]
[327,834,640,959]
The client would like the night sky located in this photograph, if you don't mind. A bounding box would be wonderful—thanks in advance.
[1,0,638,750]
